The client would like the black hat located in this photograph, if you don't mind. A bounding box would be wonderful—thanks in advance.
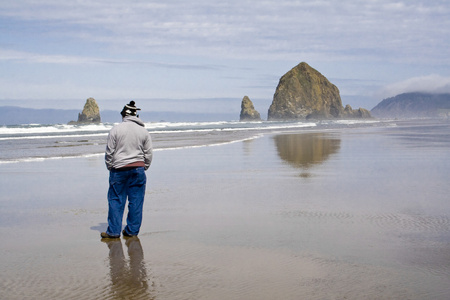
[120,101,141,117]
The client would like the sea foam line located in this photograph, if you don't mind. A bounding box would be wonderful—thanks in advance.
[0,153,105,164]
[149,122,317,134]
[0,132,109,141]
[0,122,317,140]
[0,134,264,164]
[153,133,264,151]
[0,123,114,135]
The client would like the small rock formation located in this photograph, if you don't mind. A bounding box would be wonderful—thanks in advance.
[239,96,261,121]
[68,97,101,124]
[343,105,372,118]
[268,62,371,120]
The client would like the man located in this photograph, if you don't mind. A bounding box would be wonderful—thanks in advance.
[101,101,153,239]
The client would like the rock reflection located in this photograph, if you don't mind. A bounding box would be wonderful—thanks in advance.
[102,237,154,299]
[274,133,341,176]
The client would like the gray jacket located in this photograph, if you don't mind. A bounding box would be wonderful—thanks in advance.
[105,116,153,170]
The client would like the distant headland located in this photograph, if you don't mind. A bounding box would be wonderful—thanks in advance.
[371,92,450,119]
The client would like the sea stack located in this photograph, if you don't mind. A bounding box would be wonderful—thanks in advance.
[239,96,261,121]
[343,105,372,118]
[267,62,371,120]
[69,97,101,124]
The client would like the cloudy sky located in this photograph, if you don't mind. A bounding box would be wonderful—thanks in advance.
[1,0,450,112]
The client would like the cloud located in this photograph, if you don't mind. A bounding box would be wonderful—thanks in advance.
[378,75,450,98]
[2,0,449,63]
[0,49,221,70]
[0,49,98,65]
[1,0,450,103]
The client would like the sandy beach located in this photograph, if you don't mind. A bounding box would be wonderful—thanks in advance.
[1,120,449,299]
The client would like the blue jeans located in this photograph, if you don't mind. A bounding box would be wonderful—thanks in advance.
[106,167,147,237]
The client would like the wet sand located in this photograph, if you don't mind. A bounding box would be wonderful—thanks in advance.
[1,120,449,299]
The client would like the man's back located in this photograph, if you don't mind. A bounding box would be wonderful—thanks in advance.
[105,116,152,170]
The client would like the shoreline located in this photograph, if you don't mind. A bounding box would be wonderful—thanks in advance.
[0,118,393,164]
[1,120,449,299]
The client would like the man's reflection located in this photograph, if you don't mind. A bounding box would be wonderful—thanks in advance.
[102,237,154,299]
[274,133,340,176]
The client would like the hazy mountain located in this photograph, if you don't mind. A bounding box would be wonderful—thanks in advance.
[0,107,80,125]
[0,106,237,125]
[371,93,450,119]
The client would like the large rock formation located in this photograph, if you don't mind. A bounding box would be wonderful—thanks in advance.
[69,97,101,124]
[371,92,450,119]
[239,96,261,121]
[268,62,371,120]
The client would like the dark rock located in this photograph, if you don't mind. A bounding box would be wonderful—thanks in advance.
[239,96,261,121]
[268,62,343,120]
[268,62,371,120]
[343,105,372,119]
[68,97,101,124]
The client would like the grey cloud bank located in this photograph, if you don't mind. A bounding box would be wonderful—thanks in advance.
[1,0,449,111]
[379,75,450,98]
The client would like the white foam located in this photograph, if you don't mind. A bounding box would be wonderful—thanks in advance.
[333,119,380,125]
[0,152,104,164]
[148,121,317,134]
[153,134,264,152]
[0,123,114,135]
[0,120,322,164]
[0,132,109,141]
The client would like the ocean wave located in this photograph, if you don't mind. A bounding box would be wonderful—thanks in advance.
[0,120,317,140]
[0,133,264,164]
[154,133,264,151]
[0,132,109,141]
[0,119,386,164]
[144,120,233,128]
[332,119,381,125]
[0,123,114,136]
[0,152,104,164]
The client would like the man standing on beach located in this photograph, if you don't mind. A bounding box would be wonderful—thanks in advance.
[101,101,153,239]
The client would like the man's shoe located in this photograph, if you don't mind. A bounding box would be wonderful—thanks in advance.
[100,232,120,239]
[122,229,136,237]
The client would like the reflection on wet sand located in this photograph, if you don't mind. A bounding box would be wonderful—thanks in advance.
[102,237,154,300]
[274,133,340,177]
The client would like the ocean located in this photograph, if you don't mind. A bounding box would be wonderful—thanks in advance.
[1,117,449,299]
[0,119,383,164]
